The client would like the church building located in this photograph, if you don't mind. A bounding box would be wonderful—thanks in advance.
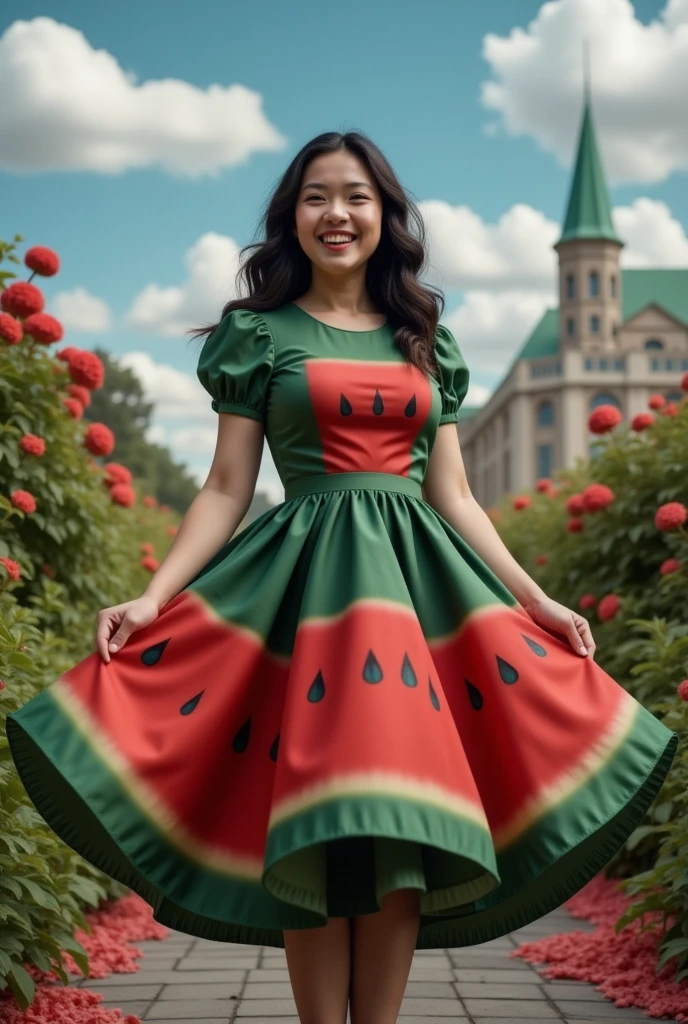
[457,89,688,507]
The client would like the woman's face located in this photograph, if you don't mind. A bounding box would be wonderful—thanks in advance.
[293,149,383,276]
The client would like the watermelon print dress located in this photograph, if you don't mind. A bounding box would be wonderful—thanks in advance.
[7,301,677,949]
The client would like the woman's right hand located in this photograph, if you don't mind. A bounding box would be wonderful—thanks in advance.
[96,595,161,664]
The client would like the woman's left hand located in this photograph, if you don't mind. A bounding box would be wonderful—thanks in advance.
[522,595,596,658]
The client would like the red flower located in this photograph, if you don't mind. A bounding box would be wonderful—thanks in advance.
[565,493,585,516]
[588,405,622,434]
[19,433,46,456]
[535,554,548,566]
[143,496,158,509]
[0,312,23,345]
[104,462,132,486]
[648,393,666,410]
[512,495,531,511]
[566,517,584,533]
[23,312,63,345]
[661,402,678,417]
[41,563,56,578]
[68,350,104,390]
[0,680,5,690]
[581,483,615,512]
[56,345,81,363]
[165,524,178,536]
[11,489,37,514]
[66,383,92,408]
[110,483,136,507]
[681,372,688,393]
[62,397,84,419]
[579,593,597,610]
[0,557,22,581]
[140,542,155,554]
[678,680,688,701]
[160,504,171,514]
[535,478,552,493]
[631,412,654,432]
[84,422,115,457]
[659,558,681,576]
[1,281,44,318]
[24,245,60,277]
[598,594,621,622]
[141,555,160,573]
[654,502,687,532]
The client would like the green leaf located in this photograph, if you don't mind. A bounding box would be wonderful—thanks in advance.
[7,962,35,1009]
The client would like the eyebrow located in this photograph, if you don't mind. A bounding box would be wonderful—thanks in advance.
[301,181,372,191]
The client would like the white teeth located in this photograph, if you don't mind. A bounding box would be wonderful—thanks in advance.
[321,235,354,243]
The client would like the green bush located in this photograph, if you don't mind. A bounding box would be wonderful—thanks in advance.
[0,237,181,1006]
[492,395,688,976]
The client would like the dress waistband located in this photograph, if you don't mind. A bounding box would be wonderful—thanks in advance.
[284,472,423,501]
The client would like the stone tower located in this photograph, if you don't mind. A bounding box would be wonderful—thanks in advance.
[553,84,624,354]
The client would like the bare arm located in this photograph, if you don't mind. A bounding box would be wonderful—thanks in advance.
[422,423,595,657]
[141,413,265,611]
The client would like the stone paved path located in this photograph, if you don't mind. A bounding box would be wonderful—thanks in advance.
[76,907,655,1023]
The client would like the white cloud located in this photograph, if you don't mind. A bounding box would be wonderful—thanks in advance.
[481,0,688,185]
[465,382,492,408]
[0,17,286,177]
[50,288,113,332]
[613,197,688,266]
[125,233,243,335]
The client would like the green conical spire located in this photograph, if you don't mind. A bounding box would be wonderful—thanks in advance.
[556,94,622,246]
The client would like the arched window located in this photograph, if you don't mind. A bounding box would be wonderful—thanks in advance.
[589,271,599,297]
[566,274,575,299]
[590,315,600,333]
[537,401,554,427]
[590,393,621,410]
[610,275,616,298]
[644,338,663,350]
[567,316,575,336]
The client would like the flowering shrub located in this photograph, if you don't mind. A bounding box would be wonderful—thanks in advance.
[0,237,183,1006]
[494,383,688,976]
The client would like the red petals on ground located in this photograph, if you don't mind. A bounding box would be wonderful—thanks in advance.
[0,892,168,1023]
[511,874,688,1021]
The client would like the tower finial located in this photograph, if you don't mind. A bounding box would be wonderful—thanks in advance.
[583,36,591,102]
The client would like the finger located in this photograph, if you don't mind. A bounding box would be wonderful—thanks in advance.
[567,615,588,656]
[96,612,115,663]
[576,616,596,658]
[108,618,132,653]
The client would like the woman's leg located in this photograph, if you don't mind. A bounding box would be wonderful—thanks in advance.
[283,916,352,1024]
[349,888,421,1024]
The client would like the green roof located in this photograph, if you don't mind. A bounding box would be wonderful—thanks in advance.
[556,97,622,246]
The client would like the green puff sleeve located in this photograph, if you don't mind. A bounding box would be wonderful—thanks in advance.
[196,308,275,423]
[434,323,470,424]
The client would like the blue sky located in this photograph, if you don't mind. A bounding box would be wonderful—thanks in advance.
[2,0,686,499]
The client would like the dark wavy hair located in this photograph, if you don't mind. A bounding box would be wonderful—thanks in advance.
[186,129,445,377]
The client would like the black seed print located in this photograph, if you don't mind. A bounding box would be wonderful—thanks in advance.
[340,393,353,416]
[429,677,440,710]
[465,679,483,710]
[308,670,326,702]
[372,389,384,415]
[269,733,280,762]
[404,394,417,417]
[497,656,519,684]
[140,639,170,665]
[232,716,251,752]
[180,691,204,715]
[522,633,547,657]
[363,649,383,683]
[401,652,418,687]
